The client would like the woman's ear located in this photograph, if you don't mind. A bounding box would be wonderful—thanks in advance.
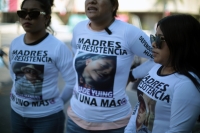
[45,16,51,26]
[112,1,118,12]
[45,15,51,20]
[112,6,116,12]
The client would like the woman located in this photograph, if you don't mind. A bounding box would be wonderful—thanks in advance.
[9,0,75,133]
[125,14,200,132]
[66,0,155,132]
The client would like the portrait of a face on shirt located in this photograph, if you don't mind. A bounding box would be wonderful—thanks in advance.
[75,52,117,93]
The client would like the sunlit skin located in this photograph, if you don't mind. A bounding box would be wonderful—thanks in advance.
[136,102,147,130]
[20,0,49,43]
[82,58,115,87]
[85,0,117,31]
[152,26,174,75]
[152,26,170,65]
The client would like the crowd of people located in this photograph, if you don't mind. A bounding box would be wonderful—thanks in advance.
[1,0,199,133]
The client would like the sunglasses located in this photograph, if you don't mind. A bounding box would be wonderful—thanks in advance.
[24,69,37,75]
[17,10,46,19]
[150,34,165,49]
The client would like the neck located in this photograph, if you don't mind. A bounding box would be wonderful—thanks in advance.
[89,18,115,31]
[161,66,175,75]
[25,30,47,44]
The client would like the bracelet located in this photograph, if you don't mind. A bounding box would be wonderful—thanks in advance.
[129,70,137,82]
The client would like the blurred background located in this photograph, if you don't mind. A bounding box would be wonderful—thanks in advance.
[0,0,200,36]
[1,0,200,64]
[0,0,200,133]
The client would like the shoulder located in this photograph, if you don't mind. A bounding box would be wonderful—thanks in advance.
[114,19,142,32]
[112,20,146,39]
[174,73,200,94]
[10,34,25,48]
[174,74,200,105]
[47,34,65,45]
[72,19,89,35]
[149,64,161,71]
[11,34,24,43]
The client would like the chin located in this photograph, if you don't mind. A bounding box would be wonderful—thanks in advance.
[153,59,160,64]
[23,28,32,33]
[86,14,97,20]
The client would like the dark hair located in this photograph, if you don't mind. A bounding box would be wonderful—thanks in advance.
[21,0,54,34]
[110,0,119,17]
[157,14,200,92]
[75,53,116,91]
[76,54,116,73]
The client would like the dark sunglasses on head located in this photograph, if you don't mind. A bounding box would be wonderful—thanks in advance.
[150,34,165,49]
[17,10,46,19]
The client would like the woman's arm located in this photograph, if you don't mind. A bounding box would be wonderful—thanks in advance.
[132,59,156,79]
[166,81,200,132]
[57,43,76,104]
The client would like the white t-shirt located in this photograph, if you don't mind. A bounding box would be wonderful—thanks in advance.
[69,19,154,122]
[9,33,75,118]
[125,64,200,133]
